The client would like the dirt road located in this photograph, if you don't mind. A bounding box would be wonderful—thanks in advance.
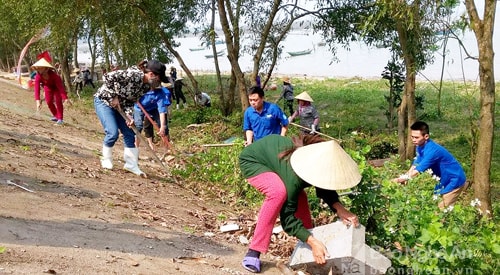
[0,75,287,274]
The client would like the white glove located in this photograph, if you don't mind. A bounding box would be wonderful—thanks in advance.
[310,124,317,134]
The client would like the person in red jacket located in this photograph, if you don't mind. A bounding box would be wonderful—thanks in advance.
[32,58,69,125]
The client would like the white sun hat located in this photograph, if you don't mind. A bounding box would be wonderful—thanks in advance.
[31,58,54,70]
[294,91,314,102]
[290,140,362,190]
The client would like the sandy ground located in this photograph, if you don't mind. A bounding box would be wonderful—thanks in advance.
[0,74,291,275]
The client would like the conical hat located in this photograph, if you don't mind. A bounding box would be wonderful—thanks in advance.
[282,76,291,83]
[290,140,361,190]
[31,58,54,69]
[295,91,314,102]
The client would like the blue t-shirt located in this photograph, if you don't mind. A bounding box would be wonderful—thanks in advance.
[134,89,166,113]
[161,87,172,107]
[413,139,466,194]
[243,101,288,141]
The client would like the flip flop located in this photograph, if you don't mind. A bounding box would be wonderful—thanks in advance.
[242,256,261,273]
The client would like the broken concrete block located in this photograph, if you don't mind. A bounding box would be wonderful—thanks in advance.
[289,221,365,266]
[220,223,239,232]
[289,221,391,274]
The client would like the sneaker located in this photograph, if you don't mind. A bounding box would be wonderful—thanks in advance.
[55,120,64,125]
[50,117,58,122]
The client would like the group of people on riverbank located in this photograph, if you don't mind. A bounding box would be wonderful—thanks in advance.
[29,53,468,274]
[240,77,467,273]
[29,55,193,177]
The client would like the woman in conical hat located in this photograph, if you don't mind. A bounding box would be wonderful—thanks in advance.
[238,134,361,273]
[288,91,321,135]
[31,57,69,125]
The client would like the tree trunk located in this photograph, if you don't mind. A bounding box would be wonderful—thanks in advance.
[100,22,111,71]
[465,0,495,217]
[58,50,72,95]
[404,67,416,159]
[218,0,248,110]
[72,31,79,70]
[251,0,281,88]
[395,25,410,160]
[209,0,228,114]
[397,92,407,161]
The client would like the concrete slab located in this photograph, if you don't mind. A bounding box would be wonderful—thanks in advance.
[289,221,391,274]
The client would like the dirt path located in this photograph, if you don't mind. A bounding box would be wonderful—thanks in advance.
[0,75,286,274]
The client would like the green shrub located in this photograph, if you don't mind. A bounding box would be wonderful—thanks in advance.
[376,169,499,274]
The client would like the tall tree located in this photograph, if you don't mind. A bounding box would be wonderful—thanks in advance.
[217,0,327,111]
[131,0,202,101]
[465,0,495,217]
[316,0,457,159]
[217,0,247,110]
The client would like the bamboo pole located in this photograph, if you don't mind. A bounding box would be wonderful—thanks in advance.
[202,143,236,147]
[289,122,341,143]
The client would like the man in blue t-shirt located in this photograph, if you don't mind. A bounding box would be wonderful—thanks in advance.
[393,121,467,209]
[243,86,288,146]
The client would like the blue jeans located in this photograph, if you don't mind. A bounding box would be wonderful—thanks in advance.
[94,97,136,148]
[133,108,146,133]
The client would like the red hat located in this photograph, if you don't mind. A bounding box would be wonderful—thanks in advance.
[37,51,52,63]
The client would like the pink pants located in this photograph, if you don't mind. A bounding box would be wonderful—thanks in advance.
[248,172,313,253]
[45,88,64,120]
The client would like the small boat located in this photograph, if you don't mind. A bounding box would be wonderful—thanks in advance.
[317,41,326,47]
[205,50,225,58]
[189,46,207,51]
[287,49,313,57]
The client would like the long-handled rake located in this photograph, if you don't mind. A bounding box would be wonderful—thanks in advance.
[115,105,169,174]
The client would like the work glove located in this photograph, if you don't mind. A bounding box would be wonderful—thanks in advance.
[310,124,317,134]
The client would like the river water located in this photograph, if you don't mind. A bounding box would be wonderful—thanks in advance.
[170,32,487,81]
[78,5,499,82]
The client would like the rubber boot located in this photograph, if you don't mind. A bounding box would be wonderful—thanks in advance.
[176,104,179,110]
[183,102,188,108]
[101,145,113,169]
[123,147,146,176]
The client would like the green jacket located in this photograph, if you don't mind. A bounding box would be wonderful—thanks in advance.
[239,134,340,242]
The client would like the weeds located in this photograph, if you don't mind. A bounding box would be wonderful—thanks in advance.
[76,75,498,272]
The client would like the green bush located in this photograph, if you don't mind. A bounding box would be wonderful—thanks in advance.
[376,169,499,274]
[172,137,264,208]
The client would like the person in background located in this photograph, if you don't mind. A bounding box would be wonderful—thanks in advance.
[28,69,37,90]
[278,76,294,116]
[169,66,177,81]
[239,134,361,273]
[195,92,211,107]
[133,84,168,151]
[54,62,62,75]
[94,59,169,177]
[72,68,84,97]
[82,68,95,88]
[32,58,69,125]
[392,121,467,209]
[255,73,261,88]
[288,91,320,135]
[174,78,187,109]
[243,86,288,146]
[162,83,174,122]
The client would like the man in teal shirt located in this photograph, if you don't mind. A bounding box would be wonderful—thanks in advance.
[243,86,288,146]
